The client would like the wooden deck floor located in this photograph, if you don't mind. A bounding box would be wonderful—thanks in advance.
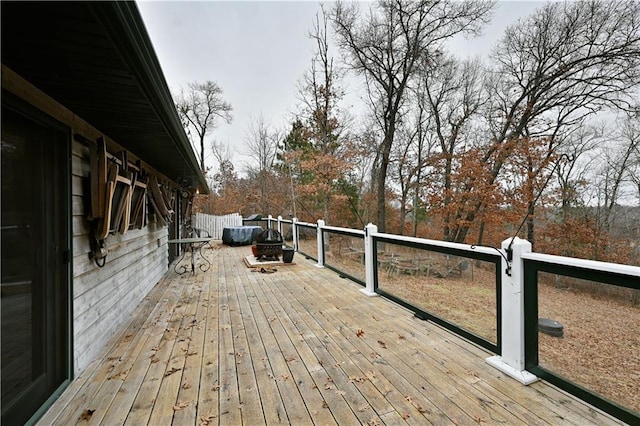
[38,244,624,426]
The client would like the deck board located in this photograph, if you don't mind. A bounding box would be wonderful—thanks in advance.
[36,244,625,426]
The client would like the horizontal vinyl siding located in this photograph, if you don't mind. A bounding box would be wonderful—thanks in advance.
[71,141,169,375]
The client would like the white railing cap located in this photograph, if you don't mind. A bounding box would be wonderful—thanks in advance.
[321,224,366,236]
[373,232,502,257]
[522,252,640,277]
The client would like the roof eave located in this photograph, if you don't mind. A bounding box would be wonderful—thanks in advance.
[89,1,210,194]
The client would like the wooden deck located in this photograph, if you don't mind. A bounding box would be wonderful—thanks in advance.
[38,244,624,425]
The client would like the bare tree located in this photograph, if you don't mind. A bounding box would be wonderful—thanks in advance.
[245,114,279,175]
[597,116,640,225]
[298,5,347,154]
[175,81,233,172]
[389,100,437,235]
[448,0,640,243]
[293,5,349,223]
[244,114,281,213]
[331,0,494,232]
[554,127,600,220]
[417,54,486,240]
[210,139,234,196]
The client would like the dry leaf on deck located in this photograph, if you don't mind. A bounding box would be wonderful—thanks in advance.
[79,409,95,421]
[377,340,387,349]
[356,329,364,337]
[164,367,182,377]
[199,414,217,425]
[348,375,367,383]
[173,400,191,411]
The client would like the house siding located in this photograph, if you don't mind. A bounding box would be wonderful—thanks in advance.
[71,136,170,375]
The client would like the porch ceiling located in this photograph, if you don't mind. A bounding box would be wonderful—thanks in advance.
[1,2,208,193]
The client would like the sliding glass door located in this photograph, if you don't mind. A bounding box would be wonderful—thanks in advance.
[1,100,71,426]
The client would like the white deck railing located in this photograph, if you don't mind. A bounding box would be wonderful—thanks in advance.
[256,215,640,423]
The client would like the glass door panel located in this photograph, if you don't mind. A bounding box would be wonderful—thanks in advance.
[1,104,70,426]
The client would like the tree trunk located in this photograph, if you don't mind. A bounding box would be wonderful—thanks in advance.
[476,221,485,246]
[199,137,205,172]
[526,201,535,250]
[442,154,453,241]
[376,128,395,233]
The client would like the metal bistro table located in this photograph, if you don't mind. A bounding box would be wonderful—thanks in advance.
[167,237,213,275]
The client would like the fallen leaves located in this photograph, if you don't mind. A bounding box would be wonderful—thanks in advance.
[107,369,128,380]
[199,414,217,425]
[323,377,334,390]
[173,400,191,411]
[356,329,365,337]
[164,367,182,377]
[348,375,368,383]
[79,409,95,421]
[377,340,387,349]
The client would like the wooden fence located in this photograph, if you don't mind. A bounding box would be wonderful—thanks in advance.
[191,212,242,239]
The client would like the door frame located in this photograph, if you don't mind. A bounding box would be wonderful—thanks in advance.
[1,91,73,426]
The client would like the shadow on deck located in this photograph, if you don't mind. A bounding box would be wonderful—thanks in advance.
[37,244,623,425]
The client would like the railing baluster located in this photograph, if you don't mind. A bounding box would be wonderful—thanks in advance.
[316,219,325,267]
[486,237,538,384]
[361,223,378,297]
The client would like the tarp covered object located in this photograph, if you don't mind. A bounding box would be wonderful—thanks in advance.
[222,226,263,246]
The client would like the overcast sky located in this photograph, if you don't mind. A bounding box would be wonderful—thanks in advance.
[137,1,545,172]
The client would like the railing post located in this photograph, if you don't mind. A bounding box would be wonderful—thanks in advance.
[360,223,378,297]
[277,215,282,235]
[292,217,299,251]
[486,236,538,385]
[316,219,325,268]
[268,214,273,230]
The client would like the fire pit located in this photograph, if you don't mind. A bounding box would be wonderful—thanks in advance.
[254,228,283,259]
